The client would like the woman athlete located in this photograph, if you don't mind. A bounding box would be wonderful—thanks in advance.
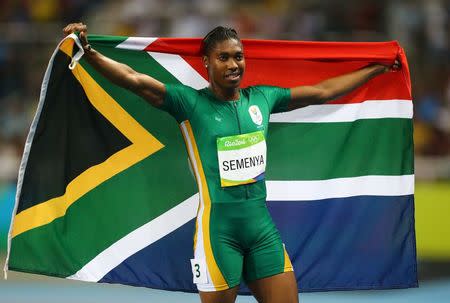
[63,23,400,303]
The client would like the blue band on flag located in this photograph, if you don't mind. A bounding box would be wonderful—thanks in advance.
[100,195,417,293]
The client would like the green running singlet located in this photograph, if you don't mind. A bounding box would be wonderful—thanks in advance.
[161,84,294,292]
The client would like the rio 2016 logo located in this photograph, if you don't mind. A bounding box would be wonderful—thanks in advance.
[248,135,259,144]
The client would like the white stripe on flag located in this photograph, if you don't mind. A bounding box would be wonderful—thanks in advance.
[67,174,414,282]
[267,175,414,201]
[270,99,413,123]
[67,194,199,282]
[116,38,208,89]
[148,52,208,90]
[116,37,158,51]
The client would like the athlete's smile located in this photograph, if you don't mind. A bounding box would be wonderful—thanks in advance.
[224,70,242,82]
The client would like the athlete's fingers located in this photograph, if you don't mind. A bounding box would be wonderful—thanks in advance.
[386,59,401,72]
[79,30,89,47]
[63,23,89,49]
[62,23,87,36]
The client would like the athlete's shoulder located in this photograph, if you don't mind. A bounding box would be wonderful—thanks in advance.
[250,84,285,90]
[245,85,291,113]
[162,84,204,122]
[165,83,201,95]
[244,85,285,93]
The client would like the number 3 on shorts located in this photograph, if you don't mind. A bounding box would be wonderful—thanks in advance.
[190,258,208,284]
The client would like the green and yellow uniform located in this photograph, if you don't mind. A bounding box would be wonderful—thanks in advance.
[162,84,294,292]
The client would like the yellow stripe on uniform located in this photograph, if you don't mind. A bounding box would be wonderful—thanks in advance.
[11,41,164,238]
[284,247,294,272]
[180,121,228,291]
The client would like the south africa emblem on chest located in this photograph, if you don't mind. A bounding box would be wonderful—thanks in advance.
[248,105,263,126]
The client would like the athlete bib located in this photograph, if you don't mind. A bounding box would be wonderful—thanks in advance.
[217,131,266,187]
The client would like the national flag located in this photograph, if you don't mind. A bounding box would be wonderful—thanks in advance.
[4,34,417,293]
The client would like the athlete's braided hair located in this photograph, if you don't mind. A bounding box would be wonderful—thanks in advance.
[201,26,241,55]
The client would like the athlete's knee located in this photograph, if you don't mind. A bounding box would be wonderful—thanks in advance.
[199,287,239,303]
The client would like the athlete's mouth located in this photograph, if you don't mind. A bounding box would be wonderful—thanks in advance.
[224,70,241,81]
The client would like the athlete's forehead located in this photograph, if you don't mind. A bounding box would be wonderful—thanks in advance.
[209,39,243,56]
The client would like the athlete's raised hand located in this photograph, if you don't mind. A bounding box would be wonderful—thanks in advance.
[391,59,401,71]
[375,59,401,73]
[61,22,166,107]
[63,22,89,48]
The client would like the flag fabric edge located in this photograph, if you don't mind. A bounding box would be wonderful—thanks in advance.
[3,34,84,279]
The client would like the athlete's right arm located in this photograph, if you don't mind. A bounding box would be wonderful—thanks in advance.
[63,22,165,108]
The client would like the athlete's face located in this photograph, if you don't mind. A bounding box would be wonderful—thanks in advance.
[203,38,245,91]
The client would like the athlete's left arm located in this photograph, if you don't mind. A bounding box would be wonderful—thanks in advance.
[288,61,400,110]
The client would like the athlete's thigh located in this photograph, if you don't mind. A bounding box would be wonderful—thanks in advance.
[199,286,239,303]
[247,271,298,303]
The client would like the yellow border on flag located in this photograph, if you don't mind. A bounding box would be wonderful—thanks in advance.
[11,39,164,238]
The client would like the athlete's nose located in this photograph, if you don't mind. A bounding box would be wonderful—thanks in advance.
[227,58,238,70]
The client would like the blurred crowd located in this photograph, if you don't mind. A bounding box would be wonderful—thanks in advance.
[0,0,449,183]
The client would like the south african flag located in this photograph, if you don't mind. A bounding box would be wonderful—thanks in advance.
[5,34,417,293]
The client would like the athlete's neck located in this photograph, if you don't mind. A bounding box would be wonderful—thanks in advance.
[208,83,240,101]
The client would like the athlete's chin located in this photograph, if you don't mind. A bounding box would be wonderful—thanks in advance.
[223,78,243,89]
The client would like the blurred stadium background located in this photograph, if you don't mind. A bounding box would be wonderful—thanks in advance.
[0,0,449,302]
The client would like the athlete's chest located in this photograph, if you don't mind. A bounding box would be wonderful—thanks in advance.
[191,95,270,139]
